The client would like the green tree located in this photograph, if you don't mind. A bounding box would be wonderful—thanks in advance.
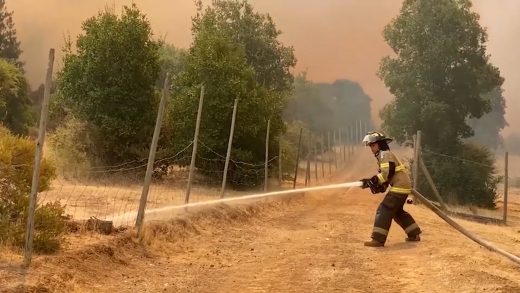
[317,80,373,132]
[157,43,187,89]
[57,5,160,164]
[285,73,373,136]
[168,0,295,186]
[0,58,32,134]
[379,0,503,207]
[196,1,295,95]
[0,1,22,68]
[284,73,334,134]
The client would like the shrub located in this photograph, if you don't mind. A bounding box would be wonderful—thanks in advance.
[0,126,66,253]
[47,116,93,178]
[419,142,500,208]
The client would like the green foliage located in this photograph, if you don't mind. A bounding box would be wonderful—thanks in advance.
[467,87,507,149]
[168,0,295,186]
[379,0,503,150]
[419,143,500,208]
[193,0,296,95]
[284,73,333,134]
[316,80,373,132]
[0,126,55,190]
[47,116,93,177]
[32,202,67,253]
[379,0,503,207]
[57,4,161,164]
[157,43,187,89]
[0,58,33,135]
[0,1,22,67]
[0,126,66,253]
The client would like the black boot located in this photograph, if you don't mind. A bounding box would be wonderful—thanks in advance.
[405,234,421,242]
[364,239,384,247]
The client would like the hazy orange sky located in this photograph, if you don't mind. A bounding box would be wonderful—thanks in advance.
[8,0,519,135]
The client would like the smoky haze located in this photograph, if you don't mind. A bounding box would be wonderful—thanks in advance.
[8,0,519,136]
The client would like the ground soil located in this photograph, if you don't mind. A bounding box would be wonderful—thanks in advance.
[1,150,519,292]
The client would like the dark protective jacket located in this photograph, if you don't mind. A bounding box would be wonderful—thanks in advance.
[375,150,411,195]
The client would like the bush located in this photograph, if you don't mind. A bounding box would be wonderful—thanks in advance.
[33,202,67,253]
[419,142,500,208]
[47,116,93,177]
[0,126,66,253]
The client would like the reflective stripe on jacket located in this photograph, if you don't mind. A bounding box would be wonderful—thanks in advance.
[376,150,412,194]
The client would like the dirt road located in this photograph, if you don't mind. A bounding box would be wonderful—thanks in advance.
[2,152,520,292]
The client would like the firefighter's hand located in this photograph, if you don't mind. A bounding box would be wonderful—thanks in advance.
[360,176,381,194]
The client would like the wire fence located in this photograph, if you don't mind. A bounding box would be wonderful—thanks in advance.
[33,131,364,228]
[413,138,519,226]
[0,50,369,265]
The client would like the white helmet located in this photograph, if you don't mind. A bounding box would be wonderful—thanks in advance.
[362,131,393,146]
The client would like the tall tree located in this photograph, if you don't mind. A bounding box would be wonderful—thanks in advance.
[57,5,160,164]
[378,0,504,207]
[379,0,503,151]
[284,73,334,134]
[0,1,22,67]
[284,74,373,135]
[168,0,296,186]
[197,0,295,95]
[317,79,373,132]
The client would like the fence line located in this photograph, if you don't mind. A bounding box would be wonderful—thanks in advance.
[8,50,368,265]
[30,127,359,223]
[413,130,515,225]
[422,148,496,168]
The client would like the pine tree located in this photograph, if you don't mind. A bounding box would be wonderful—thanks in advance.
[0,0,22,68]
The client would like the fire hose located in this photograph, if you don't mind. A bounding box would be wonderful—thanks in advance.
[119,180,520,266]
[411,189,520,266]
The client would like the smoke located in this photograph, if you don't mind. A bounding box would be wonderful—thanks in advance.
[7,0,519,134]
[8,0,196,84]
[472,0,520,137]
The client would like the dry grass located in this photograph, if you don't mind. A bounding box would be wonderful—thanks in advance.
[38,175,255,226]
[0,199,291,292]
[36,152,342,229]
[2,148,520,292]
[3,176,520,292]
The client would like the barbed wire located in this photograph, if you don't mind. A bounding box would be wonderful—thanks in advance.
[86,157,148,170]
[1,162,33,168]
[84,142,194,174]
[1,142,195,174]
[151,142,194,165]
[198,139,278,168]
[422,148,497,169]
[5,130,353,233]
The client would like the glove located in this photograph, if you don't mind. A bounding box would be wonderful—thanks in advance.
[361,176,387,194]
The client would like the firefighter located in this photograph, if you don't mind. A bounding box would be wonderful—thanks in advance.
[360,131,421,247]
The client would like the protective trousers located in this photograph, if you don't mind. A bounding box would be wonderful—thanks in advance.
[371,192,421,243]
